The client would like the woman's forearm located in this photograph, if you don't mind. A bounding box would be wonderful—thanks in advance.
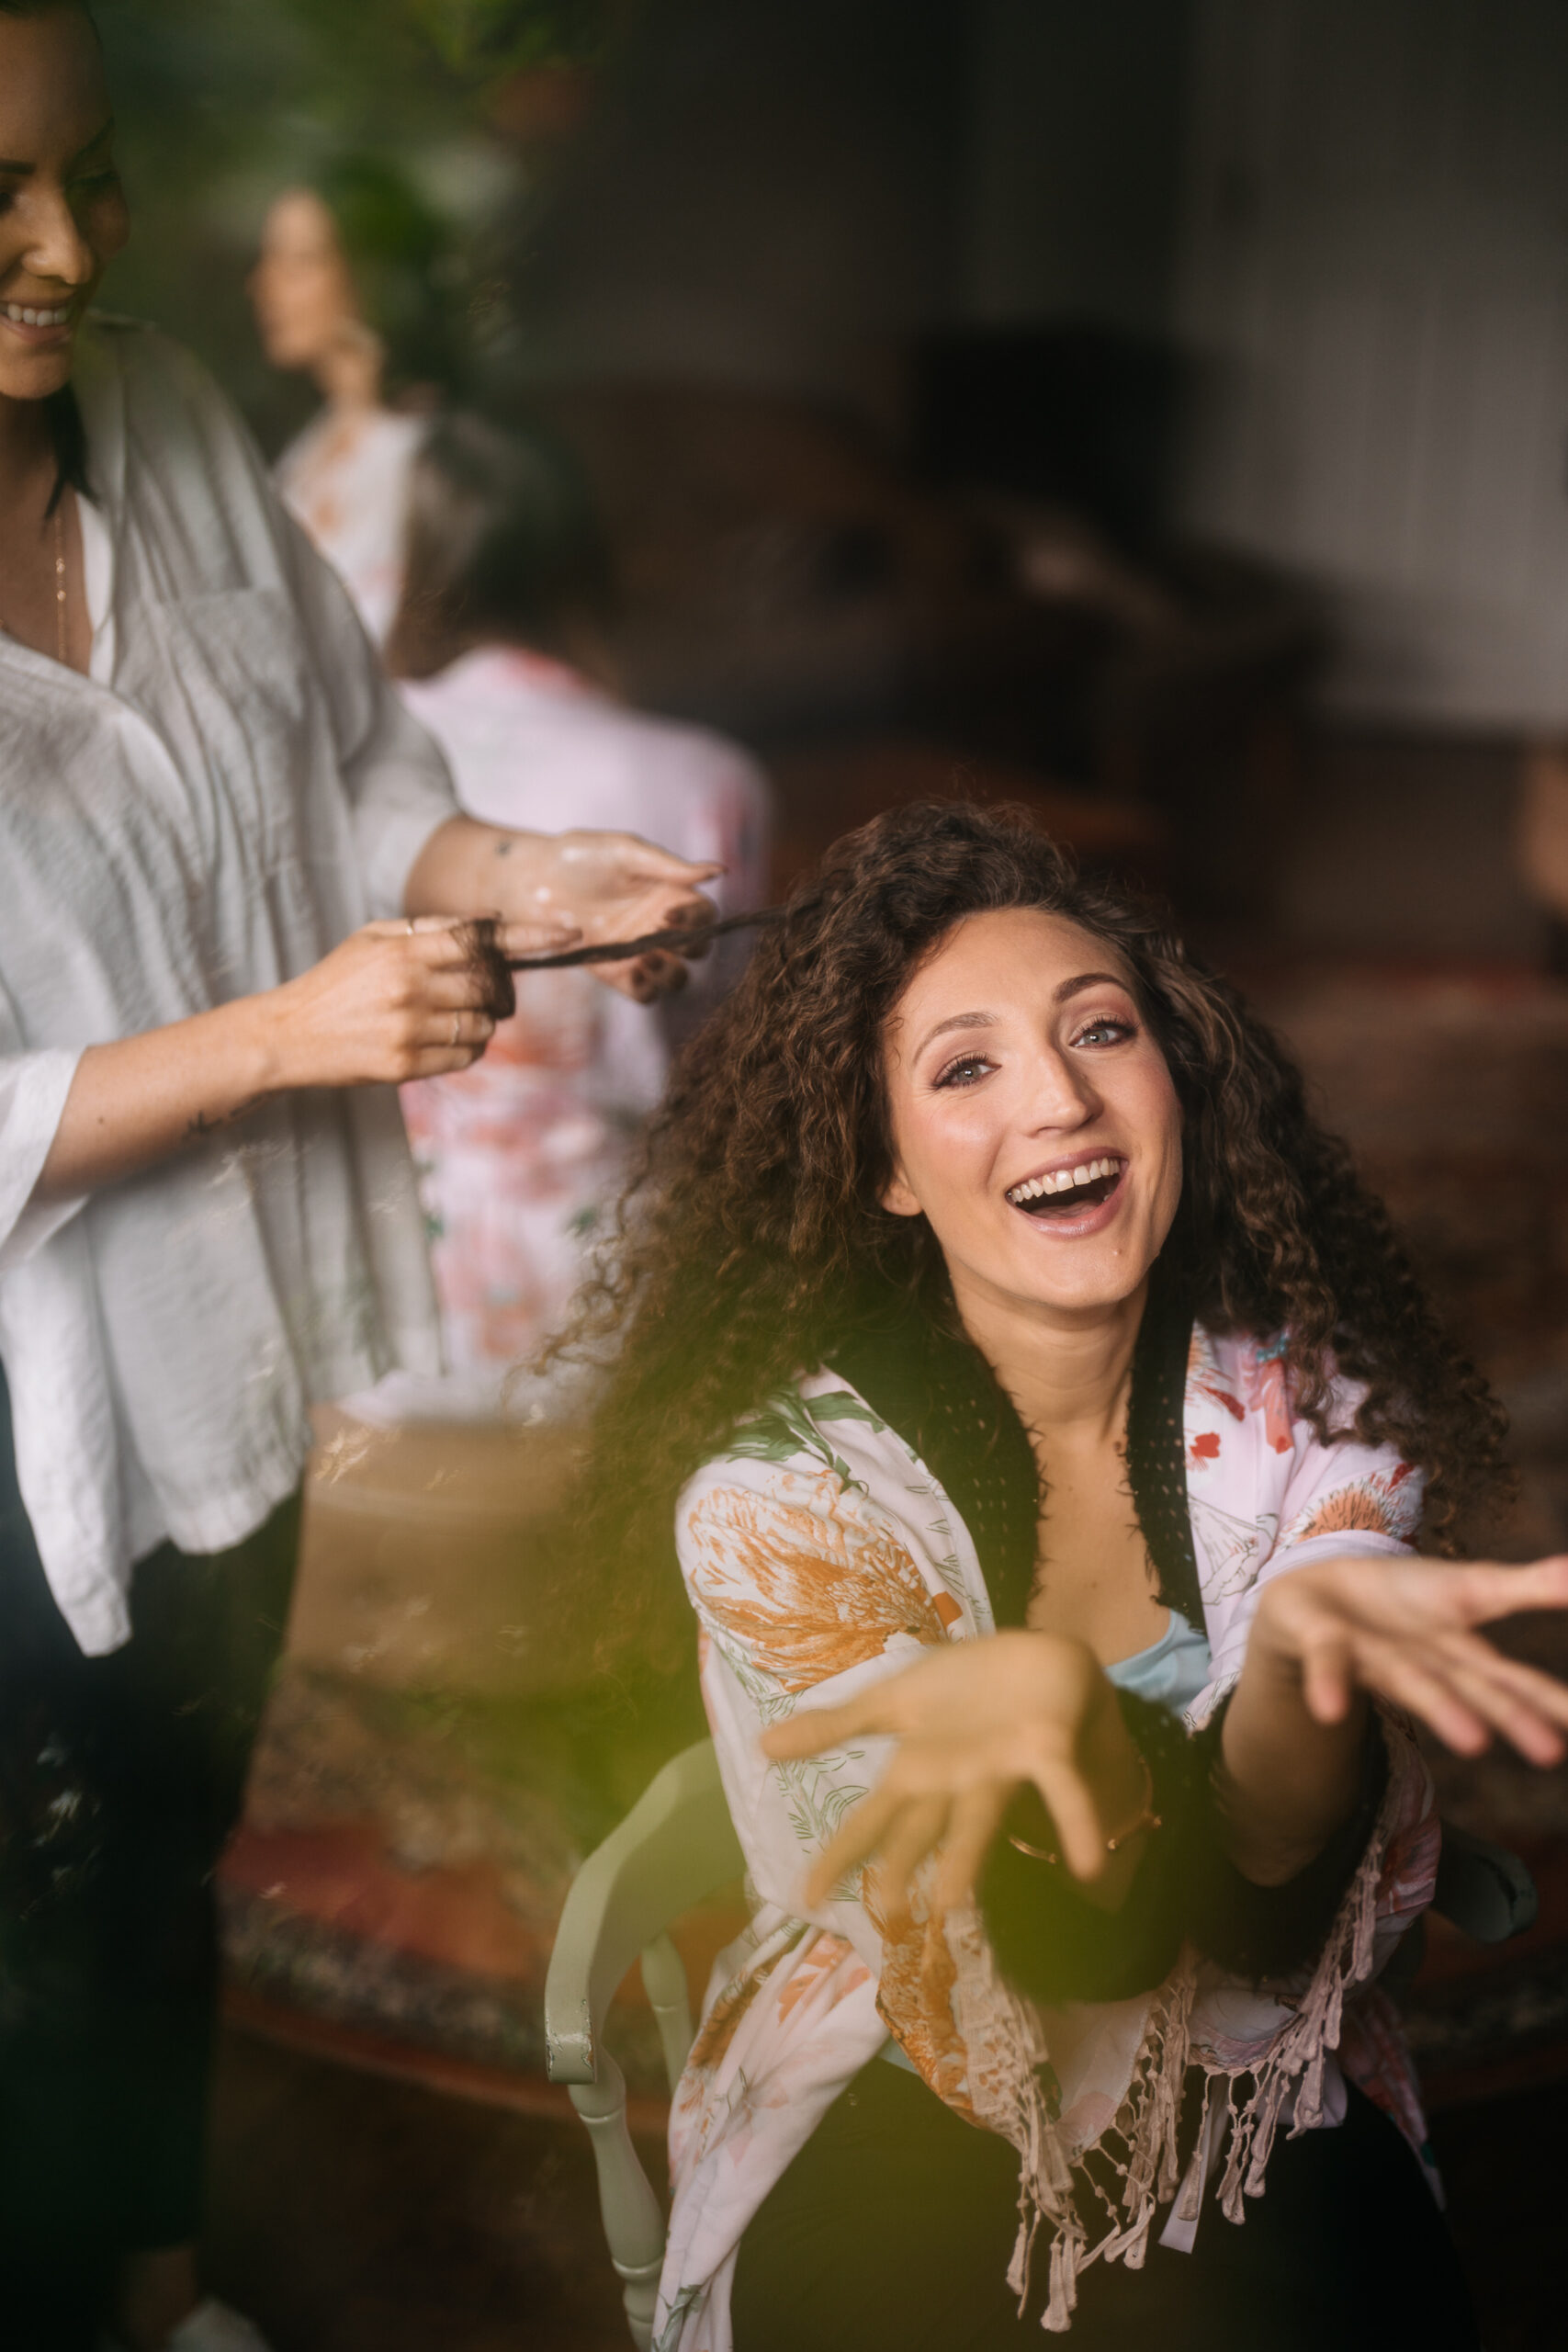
[1217,1638,1368,1886]
[32,916,522,1204]
[403,815,547,921]
[34,996,282,1199]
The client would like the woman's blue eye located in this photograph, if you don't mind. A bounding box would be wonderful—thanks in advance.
[933,1055,993,1090]
[1075,1017,1135,1047]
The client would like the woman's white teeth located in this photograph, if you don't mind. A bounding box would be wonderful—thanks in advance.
[1007,1157,1121,1204]
[4,303,70,328]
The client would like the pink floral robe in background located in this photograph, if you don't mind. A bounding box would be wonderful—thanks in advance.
[274,404,424,649]
[395,649,770,1413]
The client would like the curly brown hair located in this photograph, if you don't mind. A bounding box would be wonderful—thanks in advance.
[557,799,1507,1670]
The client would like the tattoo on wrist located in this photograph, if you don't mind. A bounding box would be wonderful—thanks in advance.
[186,1094,263,1138]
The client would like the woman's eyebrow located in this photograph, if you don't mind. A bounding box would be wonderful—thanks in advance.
[913,1010,997,1058]
[1055,970,1130,1003]
[0,118,116,176]
[71,116,117,164]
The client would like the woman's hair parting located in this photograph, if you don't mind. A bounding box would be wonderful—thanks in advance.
[388,408,610,679]
[555,799,1507,1673]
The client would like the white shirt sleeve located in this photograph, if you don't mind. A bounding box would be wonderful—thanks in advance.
[278,506,458,919]
[0,971,85,1272]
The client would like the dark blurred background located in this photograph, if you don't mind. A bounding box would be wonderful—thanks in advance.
[91,3,1568,2344]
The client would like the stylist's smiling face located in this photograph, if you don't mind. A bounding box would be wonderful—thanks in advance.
[0,4,128,403]
[880,907,1184,1322]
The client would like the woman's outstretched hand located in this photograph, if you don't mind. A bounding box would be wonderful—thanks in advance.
[759,1631,1145,1918]
[1250,1553,1568,1765]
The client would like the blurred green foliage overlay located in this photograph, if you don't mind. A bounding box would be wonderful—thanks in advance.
[95,0,615,443]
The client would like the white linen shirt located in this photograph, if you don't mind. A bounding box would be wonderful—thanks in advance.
[0,317,457,1655]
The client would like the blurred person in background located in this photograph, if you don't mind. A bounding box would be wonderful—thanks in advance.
[248,156,456,644]
[377,409,772,1412]
[0,8,716,2348]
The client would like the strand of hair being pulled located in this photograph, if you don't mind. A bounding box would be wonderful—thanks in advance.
[507,904,785,970]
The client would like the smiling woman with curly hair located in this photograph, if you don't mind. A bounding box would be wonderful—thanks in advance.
[559,799,1568,2352]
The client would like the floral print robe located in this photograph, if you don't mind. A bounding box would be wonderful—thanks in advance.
[653,1327,1439,2347]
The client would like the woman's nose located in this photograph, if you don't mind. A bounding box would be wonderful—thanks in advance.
[1025,1048,1099,1129]
[23,187,97,288]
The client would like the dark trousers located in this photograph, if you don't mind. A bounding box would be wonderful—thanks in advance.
[732,2053,1481,2351]
[0,1364,299,2348]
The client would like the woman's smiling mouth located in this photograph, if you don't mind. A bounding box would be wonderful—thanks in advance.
[0,297,76,345]
[1005,1153,1126,1219]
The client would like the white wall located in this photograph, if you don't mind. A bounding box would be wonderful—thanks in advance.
[1173,0,1568,729]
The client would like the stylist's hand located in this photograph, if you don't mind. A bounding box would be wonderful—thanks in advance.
[1251,1553,1568,1765]
[264,915,570,1088]
[519,831,721,1001]
[761,1631,1138,1917]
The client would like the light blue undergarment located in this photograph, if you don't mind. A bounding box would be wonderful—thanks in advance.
[879,1612,1213,2072]
[1103,1607,1213,1714]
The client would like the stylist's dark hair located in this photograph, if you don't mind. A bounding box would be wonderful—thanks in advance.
[310,153,457,398]
[554,799,1509,1674]
[0,0,97,511]
[387,408,610,680]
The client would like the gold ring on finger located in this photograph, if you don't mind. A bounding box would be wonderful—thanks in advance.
[450,1012,461,1047]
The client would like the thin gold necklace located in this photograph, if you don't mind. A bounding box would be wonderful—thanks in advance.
[52,504,67,666]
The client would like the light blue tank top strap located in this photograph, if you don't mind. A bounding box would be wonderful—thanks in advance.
[879,1611,1213,2073]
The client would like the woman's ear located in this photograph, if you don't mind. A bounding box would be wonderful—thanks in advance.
[881,1166,922,1218]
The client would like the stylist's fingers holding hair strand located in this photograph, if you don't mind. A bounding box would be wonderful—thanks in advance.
[265,912,574,1088]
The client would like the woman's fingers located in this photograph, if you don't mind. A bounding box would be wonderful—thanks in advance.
[397,921,517,1021]
[496,919,581,959]
[595,944,698,1001]
[803,1781,904,1909]
[932,1784,1010,1913]
[403,1012,498,1078]
[1298,1627,1356,1725]
[1467,1644,1568,1733]
[869,1797,952,1928]
[761,1697,886,1761]
[1031,1758,1109,1883]
[588,839,724,888]
[389,913,578,964]
[1437,1650,1568,1767]
[625,949,691,1002]
[1371,1649,1494,1755]
[1456,1555,1568,1628]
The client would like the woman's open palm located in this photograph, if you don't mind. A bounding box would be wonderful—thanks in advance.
[761,1631,1124,1913]
[1254,1553,1568,1766]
